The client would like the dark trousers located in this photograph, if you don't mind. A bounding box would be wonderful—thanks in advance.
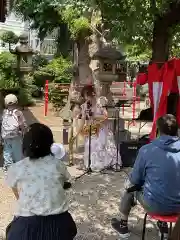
[120,191,174,217]
[6,211,77,240]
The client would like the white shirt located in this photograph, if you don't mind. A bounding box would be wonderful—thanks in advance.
[6,155,71,217]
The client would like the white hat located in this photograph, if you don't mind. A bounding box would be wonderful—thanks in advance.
[4,94,18,105]
[51,143,66,160]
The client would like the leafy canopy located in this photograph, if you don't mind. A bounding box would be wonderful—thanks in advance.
[0,31,19,46]
[0,52,19,90]
[96,0,180,49]
[14,0,92,39]
[14,0,180,60]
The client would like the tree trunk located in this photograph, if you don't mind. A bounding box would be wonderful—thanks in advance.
[151,18,171,62]
[56,23,72,58]
[77,37,93,85]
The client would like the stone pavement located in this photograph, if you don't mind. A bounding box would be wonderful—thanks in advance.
[0,101,160,240]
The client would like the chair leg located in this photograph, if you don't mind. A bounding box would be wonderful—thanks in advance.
[142,213,147,240]
[169,223,173,237]
[160,233,164,240]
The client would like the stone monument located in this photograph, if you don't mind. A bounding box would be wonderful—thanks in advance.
[92,44,126,107]
[10,33,34,85]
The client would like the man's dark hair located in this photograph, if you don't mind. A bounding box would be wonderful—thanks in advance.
[157,114,178,136]
[23,123,54,160]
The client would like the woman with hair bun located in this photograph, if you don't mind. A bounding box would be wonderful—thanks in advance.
[72,84,122,171]
[5,123,77,240]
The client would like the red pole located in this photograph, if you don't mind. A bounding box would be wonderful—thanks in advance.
[44,80,49,116]
[132,82,136,126]
[122,81,126,115]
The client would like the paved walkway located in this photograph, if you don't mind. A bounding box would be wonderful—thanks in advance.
[0,102,159,240]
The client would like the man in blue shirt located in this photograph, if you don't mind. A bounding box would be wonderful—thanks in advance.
[111,114,180,238]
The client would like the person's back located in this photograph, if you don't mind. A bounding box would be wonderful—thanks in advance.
[7,155,69,216]
[5,123,77,240]
[137,136,180,213]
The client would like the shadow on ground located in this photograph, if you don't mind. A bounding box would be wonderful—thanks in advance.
[0,169,160,240]
[23,108,39,125]
[67,171,159,240]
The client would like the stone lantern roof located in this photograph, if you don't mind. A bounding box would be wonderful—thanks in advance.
[12,33,34,55]
[92,45,126,61]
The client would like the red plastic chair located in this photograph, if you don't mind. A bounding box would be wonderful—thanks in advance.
[142,212,179,240]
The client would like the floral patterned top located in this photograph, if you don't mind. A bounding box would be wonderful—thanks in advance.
[6,155,71,216]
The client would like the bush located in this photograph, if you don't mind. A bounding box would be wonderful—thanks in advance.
[25,74,43,98]
[33,70,53,87]
[0,52,20,96]
[0,31,19,47]
[49,85,68,110]
[45,56,72,83]
[0,52,35,107]
[32,54,48,70]
[18,88,35,106]
[33,56,72,87]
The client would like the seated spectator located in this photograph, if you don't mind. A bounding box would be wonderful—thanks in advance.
[5,123,77,240]
[111,114,180,238]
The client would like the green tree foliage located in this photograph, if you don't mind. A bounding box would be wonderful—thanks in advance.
[15,0,92,40]
[33,56,72,110]
[34,56,72,86]
[0,52,19,91]
[97,0,180,60]
[32,54,48,70]
[0,52,34,106]
[14,0,180,61]
[0,31,19,48]
[15,0,62,40]
[45,57,72,83]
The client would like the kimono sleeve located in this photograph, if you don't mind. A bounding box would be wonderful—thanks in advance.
[5,165,19,188]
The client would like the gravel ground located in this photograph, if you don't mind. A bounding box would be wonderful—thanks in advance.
[0,167,159,240]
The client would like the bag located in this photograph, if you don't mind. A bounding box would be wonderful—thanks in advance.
[1,109,20,139]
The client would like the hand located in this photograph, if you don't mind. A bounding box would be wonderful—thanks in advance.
[63,182,72,190]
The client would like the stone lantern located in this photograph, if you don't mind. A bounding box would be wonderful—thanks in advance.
[92,45,126,106]
[10,33,34,84]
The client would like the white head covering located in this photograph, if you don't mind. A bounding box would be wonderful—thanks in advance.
[4,94,18,105]
[50,143,66,160]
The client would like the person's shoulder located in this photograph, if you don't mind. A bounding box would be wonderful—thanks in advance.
[7,157,29,177]
[138,142,154,154]
[12,157,29,168]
